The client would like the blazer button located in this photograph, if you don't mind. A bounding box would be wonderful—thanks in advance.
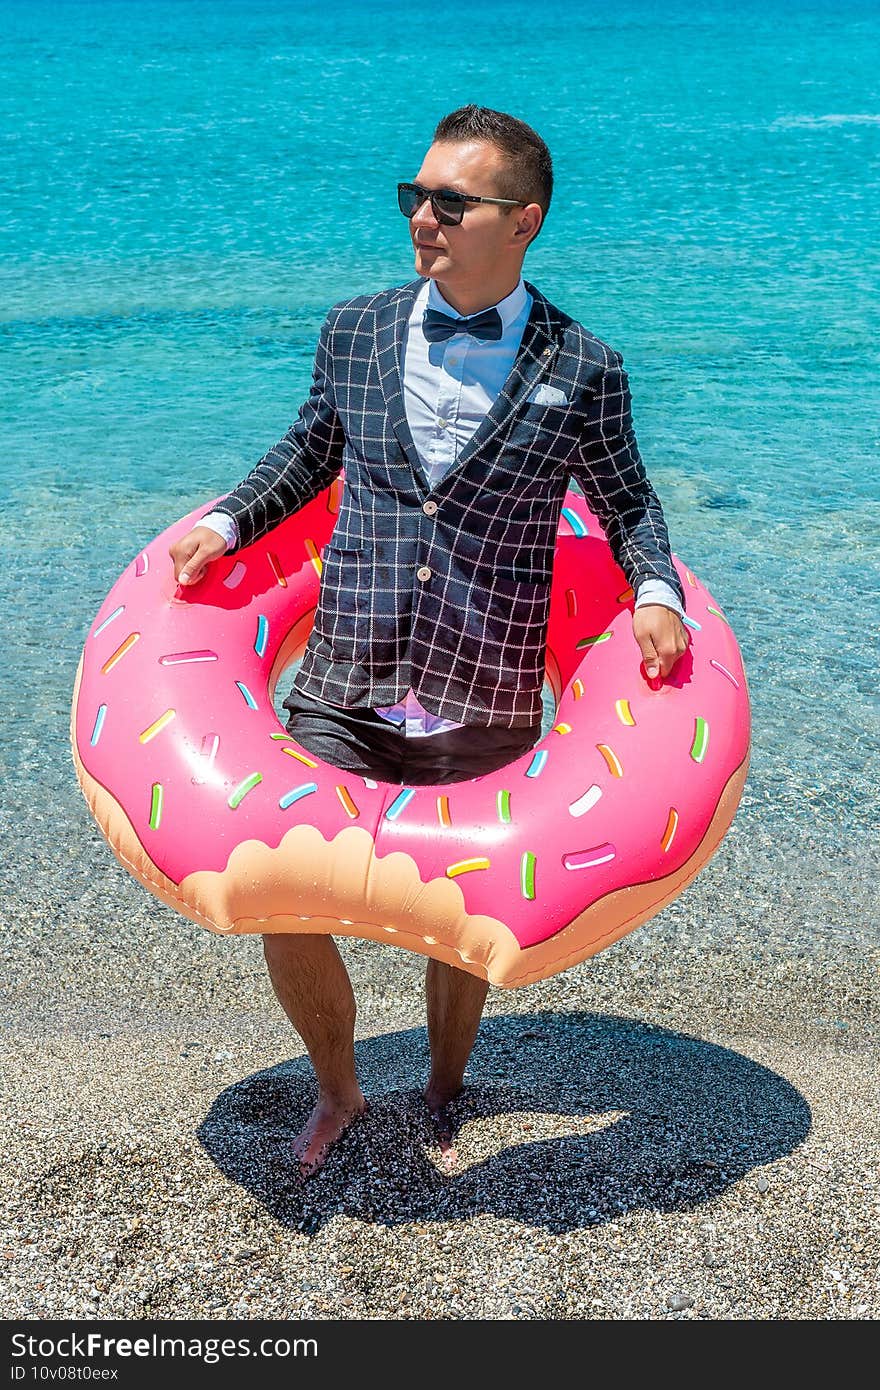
[422,500,438,516]
[416,566,432,582]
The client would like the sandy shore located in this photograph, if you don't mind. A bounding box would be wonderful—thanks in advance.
[2,823,877,1322]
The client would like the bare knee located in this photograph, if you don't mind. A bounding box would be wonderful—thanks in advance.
[262,931,329,965]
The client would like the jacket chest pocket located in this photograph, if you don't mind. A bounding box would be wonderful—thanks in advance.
[505,403,579,460]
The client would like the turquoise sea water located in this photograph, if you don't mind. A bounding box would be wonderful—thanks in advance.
[2,0,877,939]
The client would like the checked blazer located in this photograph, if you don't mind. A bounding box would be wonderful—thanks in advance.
[211,278,686,729]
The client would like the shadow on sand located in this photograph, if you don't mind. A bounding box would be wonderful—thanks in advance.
[197,1010,810,1234]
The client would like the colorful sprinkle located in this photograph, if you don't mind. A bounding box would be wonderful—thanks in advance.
[661,807,679,853]
[520,851,537,901]
[552,722,572,735]
[228,772,263,809]
[279,781,318,809]
[328,478,343,514]
[446,857,491,878]
[159,649,218,666]
[254,614,269,659]
[563,843,616,871]
[565,588,578,618]
[93,606,124,638]
[710,658,740,689]
[568,784,602,818]
[690,716,710,764]
[682,614,702,631]
[685,569,698,588]
[363,777,379,790]
[437,795,452,828]
[90,704,107,746]
[707,605,729,624]
[267,552,287,588]
[305,538,323,577]
[496,788,512,824]
[615,699,636,727]
[235,681,258,710]
[101,632,140,674]
[138,709,176,744]
[525,749,548,778]
[148,783,163,830]
[617,586,635,604]
[596,743,624,778]
[223,561,247,589]
[270,732,293,740]
[336,785,359,819]
[281,745,318,769]
[576,632,612,649]
[572,678,585,700]
[135,552,149,577]
[192,733,219,784]
[561,507,588,538]
[385,788,416,821]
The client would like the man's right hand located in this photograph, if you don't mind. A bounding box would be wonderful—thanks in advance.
[169,526,229,586]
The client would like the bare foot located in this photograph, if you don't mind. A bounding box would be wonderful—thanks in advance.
[423,1086,462,1168]
[293,1091,368,1179]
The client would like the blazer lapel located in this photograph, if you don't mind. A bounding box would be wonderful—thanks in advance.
[444,283,562,478]
[375,280,427,485]
[374,278,565,491]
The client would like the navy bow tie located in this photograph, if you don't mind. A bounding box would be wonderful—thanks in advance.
[422,305,504,343]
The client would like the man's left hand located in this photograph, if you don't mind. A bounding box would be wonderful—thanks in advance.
[632,605,689,680]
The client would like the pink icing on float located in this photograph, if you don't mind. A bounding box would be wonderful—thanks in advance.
[70,485,751,988]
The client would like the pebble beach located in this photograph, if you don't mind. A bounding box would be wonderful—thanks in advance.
[2,818,877,1321]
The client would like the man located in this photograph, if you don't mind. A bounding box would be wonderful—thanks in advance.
[170,106,689,1176]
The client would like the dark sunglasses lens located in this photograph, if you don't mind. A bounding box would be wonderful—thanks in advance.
[398,185,423,218]
[397,184,466,224]
[431,193,465,225]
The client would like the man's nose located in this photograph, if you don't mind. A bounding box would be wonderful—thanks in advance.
[411,194,440,230]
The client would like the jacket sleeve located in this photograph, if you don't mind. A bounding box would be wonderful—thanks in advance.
[207,312,345,552]
[568,353,686,610]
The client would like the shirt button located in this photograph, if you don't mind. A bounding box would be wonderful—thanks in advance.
[416,566,432,582]
[422,500,438,516]
[437,417,447,429]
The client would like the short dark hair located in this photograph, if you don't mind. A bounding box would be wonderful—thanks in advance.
[433,105,553,220]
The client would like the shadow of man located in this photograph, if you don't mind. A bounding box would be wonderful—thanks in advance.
[198,1009,810,1234]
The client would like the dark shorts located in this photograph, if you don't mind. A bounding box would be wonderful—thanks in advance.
[283,686,540,787]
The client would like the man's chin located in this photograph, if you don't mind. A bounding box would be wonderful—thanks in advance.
[414,249,448,278]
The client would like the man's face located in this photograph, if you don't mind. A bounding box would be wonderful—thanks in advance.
[407,139,524,289]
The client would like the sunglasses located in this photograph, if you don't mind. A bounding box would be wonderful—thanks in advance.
[397,181,527,227]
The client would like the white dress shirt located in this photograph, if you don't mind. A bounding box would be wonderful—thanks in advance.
[202,276,683,735]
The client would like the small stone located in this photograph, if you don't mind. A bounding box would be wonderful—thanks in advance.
[668,1292,694,1311]
[756,1175,770,1193]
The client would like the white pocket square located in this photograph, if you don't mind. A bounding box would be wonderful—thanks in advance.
[528,384,569,406]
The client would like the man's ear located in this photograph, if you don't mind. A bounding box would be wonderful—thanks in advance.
[513,203,543,245]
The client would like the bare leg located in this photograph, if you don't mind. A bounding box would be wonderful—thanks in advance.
[424,958,489,1164]
[262,933,367,1178]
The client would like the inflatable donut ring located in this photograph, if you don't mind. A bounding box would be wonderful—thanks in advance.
[71,482,750,988]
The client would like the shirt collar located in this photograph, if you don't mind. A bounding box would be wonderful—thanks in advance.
[425,276,529,330]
